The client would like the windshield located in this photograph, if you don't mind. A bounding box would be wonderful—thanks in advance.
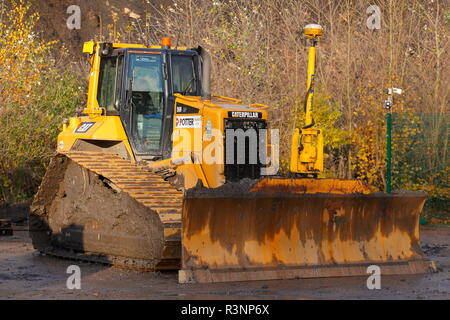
[128,53,164,154]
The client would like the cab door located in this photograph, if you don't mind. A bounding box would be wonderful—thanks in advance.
[121,51,167,158]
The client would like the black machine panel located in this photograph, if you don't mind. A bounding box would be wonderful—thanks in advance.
[223,118,267,182]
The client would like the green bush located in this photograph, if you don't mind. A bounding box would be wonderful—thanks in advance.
[0,71,84,203]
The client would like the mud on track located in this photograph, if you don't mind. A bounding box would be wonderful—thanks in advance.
[29,153,185,270]
[0,226,449,300]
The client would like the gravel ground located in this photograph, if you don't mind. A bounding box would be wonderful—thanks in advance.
[0,226,449,300]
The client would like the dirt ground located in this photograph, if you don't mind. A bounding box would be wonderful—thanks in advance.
[0,226,448,300]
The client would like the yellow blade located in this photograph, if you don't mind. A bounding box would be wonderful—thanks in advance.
[179,178,434,283]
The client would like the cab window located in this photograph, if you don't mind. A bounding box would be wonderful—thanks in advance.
[171,55,197,95]
[97,57,117,111]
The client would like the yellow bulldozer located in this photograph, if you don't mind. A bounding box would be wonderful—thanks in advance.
[30,25,434,283]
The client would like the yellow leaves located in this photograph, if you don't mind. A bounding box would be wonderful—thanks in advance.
[294,91,352,150]
[350,113,385,187]
[112,12,119,23]
[0,0,55,106]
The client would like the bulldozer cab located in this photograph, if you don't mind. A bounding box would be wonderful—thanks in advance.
[96,45,202,159]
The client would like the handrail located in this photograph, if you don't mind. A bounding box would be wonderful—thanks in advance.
[250,103,270,110]
[203,101,221,108]
[174,93,199,102]
[212,95,242,103]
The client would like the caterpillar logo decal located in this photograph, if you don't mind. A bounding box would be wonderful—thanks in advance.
[74,122,95,133]
[175,116,201,128]
[228,111,262,119]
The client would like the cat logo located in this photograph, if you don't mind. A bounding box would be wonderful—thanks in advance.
[74,122,95,133]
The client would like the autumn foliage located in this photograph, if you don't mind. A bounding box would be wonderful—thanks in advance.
[0,0,83,203]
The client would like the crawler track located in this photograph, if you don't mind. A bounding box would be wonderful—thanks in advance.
[30,152,183,270]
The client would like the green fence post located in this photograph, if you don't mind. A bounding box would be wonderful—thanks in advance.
[386,112,392,193]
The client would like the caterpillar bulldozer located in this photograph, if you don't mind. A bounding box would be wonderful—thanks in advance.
[30,25,434,283]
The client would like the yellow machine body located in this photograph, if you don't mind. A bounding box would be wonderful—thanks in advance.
[30,39,433,284]
[60,41,269,190]
[58,94,269,191]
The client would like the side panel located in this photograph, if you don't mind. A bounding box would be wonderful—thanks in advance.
[57,116,134,160]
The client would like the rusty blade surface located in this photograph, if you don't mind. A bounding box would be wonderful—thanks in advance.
[180,178,430,283]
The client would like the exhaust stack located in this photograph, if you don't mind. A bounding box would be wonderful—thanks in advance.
[198,46,211,100]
